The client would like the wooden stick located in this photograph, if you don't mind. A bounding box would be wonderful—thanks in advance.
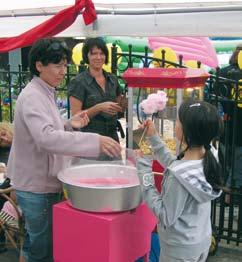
[138,126,148,147]
[153,172,164,176]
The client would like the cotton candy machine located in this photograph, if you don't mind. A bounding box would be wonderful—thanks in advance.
[57,162,142,213]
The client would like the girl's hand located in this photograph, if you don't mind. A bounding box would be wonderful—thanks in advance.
[134,149,144,158]
[139,119,157,137]
[70,111,89,129]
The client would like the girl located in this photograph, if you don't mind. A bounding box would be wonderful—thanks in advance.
[136,99,224,262]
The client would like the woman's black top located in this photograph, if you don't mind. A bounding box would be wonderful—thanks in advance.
[68,70,122,142]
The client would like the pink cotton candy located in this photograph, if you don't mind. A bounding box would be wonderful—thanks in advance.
[72,177,135,187]
[140,90,167,114]
[140,99,157,115]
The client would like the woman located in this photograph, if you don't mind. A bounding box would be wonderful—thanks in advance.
[68,37,126,144]
[7,38,121,262]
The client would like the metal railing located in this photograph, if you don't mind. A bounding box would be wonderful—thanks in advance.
[1,45,242,244]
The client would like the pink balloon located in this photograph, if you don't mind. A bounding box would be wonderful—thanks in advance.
[148,37,218,68]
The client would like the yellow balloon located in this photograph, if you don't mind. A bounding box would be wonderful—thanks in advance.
[152,47,177,68]
[184,60,203,69]
[106,43,122,65]
[238,51,242,69]
[102,63,112,73]
[72,43,84,65]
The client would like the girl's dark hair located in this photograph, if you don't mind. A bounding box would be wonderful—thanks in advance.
[28,38,72,78]
[82,37,109,64]
[178,99,224,190]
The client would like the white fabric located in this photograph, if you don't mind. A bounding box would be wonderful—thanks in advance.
[0,1,242,37]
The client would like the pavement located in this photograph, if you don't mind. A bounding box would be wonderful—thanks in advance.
[0,242,242,262]
[207,242,242,262]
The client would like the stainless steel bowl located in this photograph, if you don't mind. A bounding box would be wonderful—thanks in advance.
[57,164,142,213]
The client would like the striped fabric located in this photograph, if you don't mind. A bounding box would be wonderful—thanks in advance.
[0,210,18,228]
[172,160,213,193]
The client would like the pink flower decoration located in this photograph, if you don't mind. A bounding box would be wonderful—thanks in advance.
[140,91,167,115]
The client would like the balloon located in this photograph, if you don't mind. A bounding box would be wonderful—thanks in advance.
[152,47,177,68]
[238,51,242,69]
[106,43,122,65]
[104,36,151,52]
[72,43,84,65]
[102,63,112,73]
[148,37,218,68]
[185,60,204,69]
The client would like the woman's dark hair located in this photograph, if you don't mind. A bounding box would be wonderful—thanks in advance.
[82,37,109,64]
[28,38,72,78]
[229,44,242,66]
[178,99,224,190]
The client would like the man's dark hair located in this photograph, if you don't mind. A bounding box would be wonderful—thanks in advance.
[82,37,109,64]
[28,38,72,78]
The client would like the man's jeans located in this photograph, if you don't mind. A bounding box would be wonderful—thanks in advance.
[16,190,62,262]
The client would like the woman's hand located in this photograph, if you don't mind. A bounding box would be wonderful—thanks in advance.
[117,95,128,112]
[70,111,89,129]
[0,162,6,174]
[99,102,122,116]
[139,119,157,137]
[99,136,122,158]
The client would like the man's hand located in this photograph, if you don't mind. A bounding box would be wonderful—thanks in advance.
[70,111,89,129]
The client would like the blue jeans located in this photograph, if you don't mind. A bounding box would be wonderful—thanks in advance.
[16,190,62,262]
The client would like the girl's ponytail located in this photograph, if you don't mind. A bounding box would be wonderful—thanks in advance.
[178,99,225,190]
[203,146,224,191]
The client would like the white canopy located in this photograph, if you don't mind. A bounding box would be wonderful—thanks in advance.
[1,1,242,37]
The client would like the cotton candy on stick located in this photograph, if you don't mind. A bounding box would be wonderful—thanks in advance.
[139,91,168,146]
[140,90,168,114]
